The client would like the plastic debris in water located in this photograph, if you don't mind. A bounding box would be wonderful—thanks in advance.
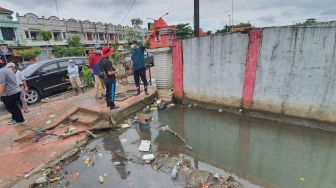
[99,176,104,184]
[142,154,155,161]
[114,161,121,166]
[170,161,180,179]
[300,177,305,182]
[218,109,223,112]
[46,120,51,124]
[121,124,131,128]
[138,140,151,152]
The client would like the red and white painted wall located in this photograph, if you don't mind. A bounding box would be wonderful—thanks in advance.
[172,21,336,123]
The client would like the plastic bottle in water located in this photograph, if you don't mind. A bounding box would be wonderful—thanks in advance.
[170,162,180,179]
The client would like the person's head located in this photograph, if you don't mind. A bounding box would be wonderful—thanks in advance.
[69,60,75,67]
[101,46,113,58]
[6,62,17,72]
[95,44,102,54]
[132,40,138,48]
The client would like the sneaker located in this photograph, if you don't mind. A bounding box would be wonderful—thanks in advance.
[110,105,120,110]
[145,90,149,95]
[17,121,27,125]
[8,119,16,125]
[136,89,140,96]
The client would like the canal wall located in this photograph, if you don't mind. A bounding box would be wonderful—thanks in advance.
[175,21,336,123]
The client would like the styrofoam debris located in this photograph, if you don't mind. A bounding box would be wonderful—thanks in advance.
[142,154,155,161]
[138,140,151,152]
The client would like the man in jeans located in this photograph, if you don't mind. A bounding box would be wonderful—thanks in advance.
[130,36,151,95]
[0,59,26,125]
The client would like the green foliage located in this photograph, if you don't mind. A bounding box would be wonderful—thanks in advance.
[232,23,253,28]
[125,28,142,44]
[40,31,52,42]
[67,36,83,47]
[131,18,143,27]
[15,47,41,61]
[53,36,85,57]
[175,23,194,39]
[216,25,230,34]
[304,18,317,25]
[109,50,121,67]
[82,65,94,87]
[53,46,66,58]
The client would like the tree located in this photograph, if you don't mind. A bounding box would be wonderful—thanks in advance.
[216,25,230,34]
[175,23,194,39]
[131,18,143,28]
[40,31,52,42]
[15,48,42,61]
[125,27,142,44]
[232,22,253,28]
[304,18,317,25]
[53,36,85,57]
[66,36,83,47]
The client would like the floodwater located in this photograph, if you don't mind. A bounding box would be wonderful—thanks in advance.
[56,105,336,188]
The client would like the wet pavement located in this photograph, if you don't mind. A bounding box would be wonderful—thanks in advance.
[53,104,336,188]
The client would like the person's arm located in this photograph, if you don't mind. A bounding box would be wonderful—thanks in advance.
[23,80,28,91]
[88,55,93,69]
[106,61,117,76]
[0,71,5,95]
[0,84,4,95]
[143,34,151,47]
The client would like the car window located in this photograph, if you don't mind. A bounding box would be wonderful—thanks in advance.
[74,59,84,65]
[41,63,58,73]
[58,61,69,70]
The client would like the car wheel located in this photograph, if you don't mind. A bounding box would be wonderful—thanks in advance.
[26,89,40,105]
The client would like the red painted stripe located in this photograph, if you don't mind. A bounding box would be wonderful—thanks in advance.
[172,40,184,99]
[242,30,262,109]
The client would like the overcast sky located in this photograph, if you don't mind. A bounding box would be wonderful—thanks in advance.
[2,0,336,31]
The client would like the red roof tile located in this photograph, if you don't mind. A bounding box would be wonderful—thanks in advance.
[0,7,13,14]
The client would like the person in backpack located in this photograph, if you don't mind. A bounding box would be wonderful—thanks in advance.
[88,45,104,99]
[100,46,119,110]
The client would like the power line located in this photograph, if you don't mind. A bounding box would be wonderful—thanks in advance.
[54,0,60,18]
[120,0,137,24]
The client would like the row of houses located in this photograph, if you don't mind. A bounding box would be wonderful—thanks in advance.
[0,7,146,60]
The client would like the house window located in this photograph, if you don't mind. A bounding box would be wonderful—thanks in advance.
[1,27,16,41]
[118,35,123,40]
[25,31,30,38]
[53,32,62,41]
[86,33,94,41]
[63,32,67,39]
[99,33,105,41]
[30,31,41,40]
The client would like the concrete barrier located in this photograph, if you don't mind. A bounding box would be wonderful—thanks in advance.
[253,22,336,122]
[182,33,249,107]
[179,21,336,123]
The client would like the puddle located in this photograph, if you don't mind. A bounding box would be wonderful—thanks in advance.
[53,104,336,188]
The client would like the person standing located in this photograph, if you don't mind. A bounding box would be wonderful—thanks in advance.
[100,46,119,110]
[88,45,104,99]
[130,36,151,96]
[67,60,84,95]
[0,59,26,125]
[6,63,30,113]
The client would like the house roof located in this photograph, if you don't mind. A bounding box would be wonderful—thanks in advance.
[0,7,13,14]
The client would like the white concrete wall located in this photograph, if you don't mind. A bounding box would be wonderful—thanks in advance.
[182,33,249,107]
[253,22,336,122]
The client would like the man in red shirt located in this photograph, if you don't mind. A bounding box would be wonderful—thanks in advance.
[88,45,104,99]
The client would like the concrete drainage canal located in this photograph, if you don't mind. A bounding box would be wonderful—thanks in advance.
[26,103,336,188]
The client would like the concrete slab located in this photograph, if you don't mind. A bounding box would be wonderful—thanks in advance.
[0,84,156,187]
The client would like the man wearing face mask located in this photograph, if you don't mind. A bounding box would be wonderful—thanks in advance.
[89,45,104,99]
[67,60,84,95]
[0,58,26,125]
[130,36,151,96]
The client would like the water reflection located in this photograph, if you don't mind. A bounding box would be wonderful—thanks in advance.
[157,105,336,188]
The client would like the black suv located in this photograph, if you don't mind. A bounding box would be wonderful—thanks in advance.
[22,57,88,104]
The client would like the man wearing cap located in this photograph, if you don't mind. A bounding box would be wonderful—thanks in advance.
[0,59,26,125]
[130,36,151,95]
[7,62,30,113]
[89,45,104,99]
[100,46,119,109]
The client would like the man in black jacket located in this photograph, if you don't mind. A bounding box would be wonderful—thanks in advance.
[100,46,119,110]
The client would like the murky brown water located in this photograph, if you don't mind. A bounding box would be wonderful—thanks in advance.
[56,104,336,188]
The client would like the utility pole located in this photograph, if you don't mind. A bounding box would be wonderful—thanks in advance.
[194,0,200,37]
[231,0,234,26]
